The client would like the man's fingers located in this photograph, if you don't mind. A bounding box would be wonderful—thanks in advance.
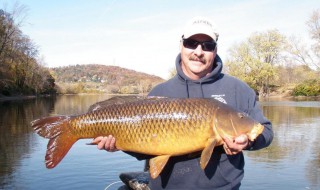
[109,136,116,150]
[90,135,118,152]
[90,136,103,144]
[106,136,118,152]
[98,136,108,150]
[234,134,248,144]
[223,135,248,155]
[103,135,112,151]
[87,136,104,145]
[223,144,231,154]
[223,136,234,147]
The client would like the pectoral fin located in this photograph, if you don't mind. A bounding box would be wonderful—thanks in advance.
[200,138,217,170]
[149,155,170,179]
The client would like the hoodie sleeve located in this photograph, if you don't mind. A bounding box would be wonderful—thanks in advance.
[245,90,274,150]
[123,151,154,160]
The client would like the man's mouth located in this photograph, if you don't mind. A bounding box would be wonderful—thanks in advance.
[190,56,206,64]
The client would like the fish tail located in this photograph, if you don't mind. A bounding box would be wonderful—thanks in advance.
[31,116,77,168]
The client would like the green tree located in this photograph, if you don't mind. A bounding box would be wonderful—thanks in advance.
[225,30,286,96]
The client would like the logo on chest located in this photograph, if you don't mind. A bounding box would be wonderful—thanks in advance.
[211,94,227,104]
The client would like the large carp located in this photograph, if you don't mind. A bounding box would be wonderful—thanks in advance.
[31,96,264,179]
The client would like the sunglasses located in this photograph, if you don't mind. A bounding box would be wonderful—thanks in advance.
[182,38,217,51]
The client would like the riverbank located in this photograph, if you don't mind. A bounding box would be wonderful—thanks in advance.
[0,93,144,102]
[1,93,319,102]
[0,94,37,101]
[259,88,320,101]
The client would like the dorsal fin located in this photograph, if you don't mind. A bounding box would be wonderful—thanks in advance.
[88,96,145,112]
[87,96,167,112]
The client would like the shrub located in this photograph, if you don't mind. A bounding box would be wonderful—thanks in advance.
[292,79,320,96]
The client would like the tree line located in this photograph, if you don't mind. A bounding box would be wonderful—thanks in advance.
[225,9,320,97]
[0,4,55,96]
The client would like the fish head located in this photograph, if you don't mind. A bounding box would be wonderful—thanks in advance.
[214,106,264,141]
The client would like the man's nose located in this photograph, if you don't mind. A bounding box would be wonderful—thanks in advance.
[194,44,204,56]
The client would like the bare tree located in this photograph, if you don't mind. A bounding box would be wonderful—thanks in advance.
[306,9,320,69]
[286,36,316,67]
[284,9,320,71]
[0,2,28,59]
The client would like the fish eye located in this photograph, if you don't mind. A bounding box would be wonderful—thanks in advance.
[238,113,245,118]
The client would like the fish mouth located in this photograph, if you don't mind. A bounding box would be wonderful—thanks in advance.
[247,123,264,141]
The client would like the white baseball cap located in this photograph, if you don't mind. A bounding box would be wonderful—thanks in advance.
[182,16,219,42]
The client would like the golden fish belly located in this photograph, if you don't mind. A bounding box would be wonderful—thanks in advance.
[70,98,215,155]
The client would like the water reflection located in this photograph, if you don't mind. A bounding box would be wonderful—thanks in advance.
[0,97,55,188]
[0,96,319,189]
[52,94,114,115]
[245,102,320,189]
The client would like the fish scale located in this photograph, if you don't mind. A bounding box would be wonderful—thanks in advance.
[68,98,213,155]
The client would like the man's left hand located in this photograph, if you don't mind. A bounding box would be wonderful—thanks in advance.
[223,134,249,155]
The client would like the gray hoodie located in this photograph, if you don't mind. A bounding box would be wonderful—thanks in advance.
[146,54,273,190]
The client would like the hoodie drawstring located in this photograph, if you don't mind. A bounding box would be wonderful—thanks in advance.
[184,79,205,98]
[200,82,204,98]
[185,79,189,98]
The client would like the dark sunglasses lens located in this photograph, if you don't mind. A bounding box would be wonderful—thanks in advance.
[183,39,216,51]
[202,42,216,51]
[183,39,198,49]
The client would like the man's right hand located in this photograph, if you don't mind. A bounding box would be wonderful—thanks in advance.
[91,135,119,152]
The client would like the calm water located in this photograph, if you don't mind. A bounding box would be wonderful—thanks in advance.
[0,95,319,190]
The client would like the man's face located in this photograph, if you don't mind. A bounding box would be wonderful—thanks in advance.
[180,34,217,80]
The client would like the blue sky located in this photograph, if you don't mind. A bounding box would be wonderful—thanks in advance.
[1,0,319,78]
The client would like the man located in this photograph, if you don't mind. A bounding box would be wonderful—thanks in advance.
[93,16,273,190]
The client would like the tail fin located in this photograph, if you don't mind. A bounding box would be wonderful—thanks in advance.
[31,116,78,169]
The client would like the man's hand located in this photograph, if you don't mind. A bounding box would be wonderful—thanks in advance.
[91,135,119,152]
[223,134,249,155]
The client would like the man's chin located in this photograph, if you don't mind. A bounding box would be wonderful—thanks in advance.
[190,60,205,66]
[189,67,204,75]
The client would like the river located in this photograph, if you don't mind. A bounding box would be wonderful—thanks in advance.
[0,95,319,190]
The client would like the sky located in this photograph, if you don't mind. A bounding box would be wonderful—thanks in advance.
[1,0,319,79]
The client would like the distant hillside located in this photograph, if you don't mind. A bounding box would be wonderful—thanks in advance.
[50,64,165,94]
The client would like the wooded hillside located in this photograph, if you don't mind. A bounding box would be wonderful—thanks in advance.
[0,6,55,96]
[51,64,165,94]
